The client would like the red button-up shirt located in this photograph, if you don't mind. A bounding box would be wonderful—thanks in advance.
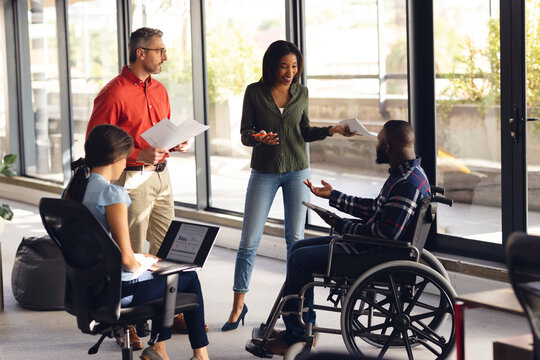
[86,65,171,166]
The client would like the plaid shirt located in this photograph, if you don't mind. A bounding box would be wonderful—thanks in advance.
[329,157,430,241]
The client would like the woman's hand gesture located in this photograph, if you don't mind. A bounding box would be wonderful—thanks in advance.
[252,130,279,145]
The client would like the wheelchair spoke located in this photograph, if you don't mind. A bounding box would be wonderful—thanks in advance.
[388,273,403,315]
[355,292,393,317]
[416,338,443,357]
[409,323,446,348]
[409,307,446,322]
[376,328,399,359]
[403,279,429,315]
[401,330,414,360]
[414,318,447,342]
[408,299,439,312]
[352,320,398,335]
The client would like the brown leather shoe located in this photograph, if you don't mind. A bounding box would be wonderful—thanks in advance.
[252,333,290,356]
[171,313,209,334]
[115,325,144,350]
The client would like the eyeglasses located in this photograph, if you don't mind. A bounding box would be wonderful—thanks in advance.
[142,47,167,57]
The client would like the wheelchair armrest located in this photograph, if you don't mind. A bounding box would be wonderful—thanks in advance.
[325,234,420,279]
[339,233,415,249]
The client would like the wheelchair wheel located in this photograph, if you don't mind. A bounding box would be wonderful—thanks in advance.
[341,261,456,360]
[420,250,450,282]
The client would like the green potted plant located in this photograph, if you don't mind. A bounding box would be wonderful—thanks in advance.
[0,154,17,223]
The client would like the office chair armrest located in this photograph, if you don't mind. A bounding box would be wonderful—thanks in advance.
[152,264,191,277]
[152,266,200,330]
[325,234,420,278]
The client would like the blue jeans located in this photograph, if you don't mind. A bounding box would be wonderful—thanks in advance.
[121,270,209,349]
[281,236,348,345]
[233,168,310,293]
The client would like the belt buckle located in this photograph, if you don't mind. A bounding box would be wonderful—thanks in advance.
[156,161,166,172]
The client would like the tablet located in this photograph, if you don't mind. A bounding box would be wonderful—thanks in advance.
[302,201,342,220]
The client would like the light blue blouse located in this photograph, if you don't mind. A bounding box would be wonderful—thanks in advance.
[82,173,131,231]
[82,173,134,281]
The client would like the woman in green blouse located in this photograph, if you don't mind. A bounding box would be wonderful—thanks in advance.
[222,40,354,331]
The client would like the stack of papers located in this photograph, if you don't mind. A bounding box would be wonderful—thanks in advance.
[141,118,209,149]
[339,118,378,137]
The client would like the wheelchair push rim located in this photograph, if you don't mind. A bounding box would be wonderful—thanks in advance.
[341,260,456,360]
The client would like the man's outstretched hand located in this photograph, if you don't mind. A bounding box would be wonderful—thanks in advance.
[303,178,334,199]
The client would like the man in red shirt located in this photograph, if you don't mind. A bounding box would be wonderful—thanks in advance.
[86,27,197,351]
[87,27,190,256]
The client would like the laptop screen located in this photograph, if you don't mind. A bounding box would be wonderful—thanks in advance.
[157,221,220,267]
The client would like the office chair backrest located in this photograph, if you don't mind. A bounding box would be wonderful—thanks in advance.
[401,195,436,251]
[39,198,123,333]
[507,232,540,360]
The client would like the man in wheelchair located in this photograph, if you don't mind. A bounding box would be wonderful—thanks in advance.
[251,120,432,356]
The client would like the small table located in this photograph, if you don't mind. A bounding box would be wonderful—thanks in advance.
[455,287,524,360]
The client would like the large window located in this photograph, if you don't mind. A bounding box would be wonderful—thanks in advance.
[68,0,118,161]
[305,0,407,227]
[26,0,62,182]
[526,1,540,234]
[131,1,197,205]
[434,1,502,243]
[0,2,9,157]
[205,0,286,215]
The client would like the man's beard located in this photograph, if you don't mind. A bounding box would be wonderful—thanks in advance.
[144,63,162,75]
[376,147,389,164]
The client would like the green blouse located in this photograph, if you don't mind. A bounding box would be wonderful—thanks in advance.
[240,81,332,173]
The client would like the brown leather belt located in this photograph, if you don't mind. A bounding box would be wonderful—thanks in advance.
[125,160,167,172]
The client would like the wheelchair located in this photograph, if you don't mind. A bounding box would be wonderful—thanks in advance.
[246,187,456,360]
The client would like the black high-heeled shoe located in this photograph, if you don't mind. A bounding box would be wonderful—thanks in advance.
[221,304,248,331]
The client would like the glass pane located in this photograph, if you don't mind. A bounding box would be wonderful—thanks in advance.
[27,0,62,182]
[305,0,407,227]
[68,0,118,161]
[131,1,196,205]
[205,0,286,215]
[526,0,540,234]
[434,1,501,242]
[0,2,9,157]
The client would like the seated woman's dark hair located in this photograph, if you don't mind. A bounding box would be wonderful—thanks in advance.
[262,40,303,85]
[63,124,133,201]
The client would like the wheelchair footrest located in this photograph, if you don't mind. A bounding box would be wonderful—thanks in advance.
[251,323,268,339]
[245,339,274,358]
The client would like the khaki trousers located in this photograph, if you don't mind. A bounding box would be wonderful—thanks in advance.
[115,167,174,255]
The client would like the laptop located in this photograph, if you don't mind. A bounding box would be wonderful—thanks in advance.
[154,220,220,271]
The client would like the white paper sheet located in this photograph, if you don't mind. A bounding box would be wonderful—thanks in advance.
[141,118,209,149]
[339,118,378,137]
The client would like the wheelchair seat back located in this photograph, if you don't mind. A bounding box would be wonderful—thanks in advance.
[329,195,436,278]
[402,195,437,251]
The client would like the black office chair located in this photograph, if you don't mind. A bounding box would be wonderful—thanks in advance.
[39,198,199,360]
[506,232,540,360]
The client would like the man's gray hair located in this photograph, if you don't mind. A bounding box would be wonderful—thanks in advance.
[128,27,163,64]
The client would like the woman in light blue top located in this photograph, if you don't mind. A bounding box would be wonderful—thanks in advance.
[63,124,209,360]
